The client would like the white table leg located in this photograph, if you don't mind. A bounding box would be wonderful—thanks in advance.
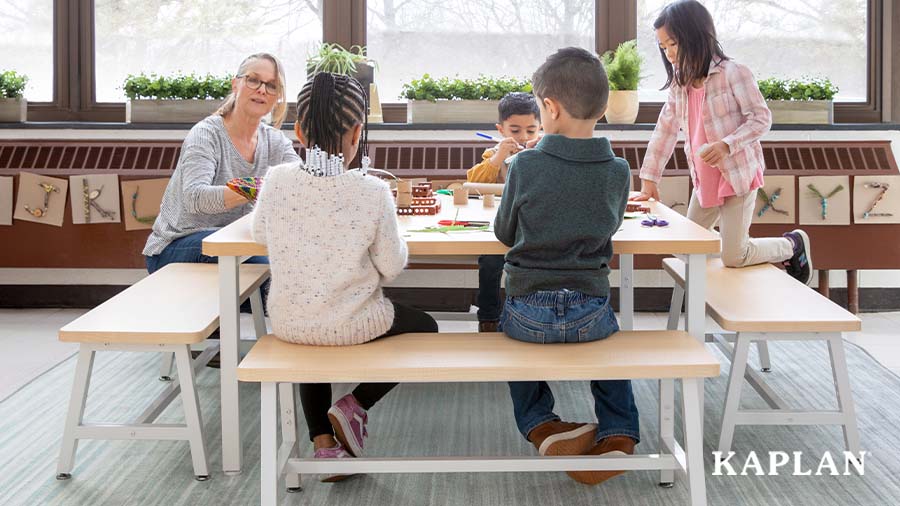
[619,253,634,330]
[684,254,707,424]
[219,255,242,474]
[261,382,280,506]
[682,378,709,506]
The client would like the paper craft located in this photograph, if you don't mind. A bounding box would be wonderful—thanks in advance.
[0,176,12,225]
[752,176,795,224]
[69,175,120,224]
[121,178,169,231]
[14,172,68,227]
[852,176,900,224]
[798,176,850,225]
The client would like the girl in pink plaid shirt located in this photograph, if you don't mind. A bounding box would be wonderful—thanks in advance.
[634,0,813,285]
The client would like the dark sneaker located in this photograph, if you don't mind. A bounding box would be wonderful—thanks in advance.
[478,320,499,332]
[567,435,636,485]
[782,229,813,285]
[528,420,597,457]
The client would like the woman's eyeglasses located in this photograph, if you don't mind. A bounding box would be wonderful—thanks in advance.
[237,75,279,95]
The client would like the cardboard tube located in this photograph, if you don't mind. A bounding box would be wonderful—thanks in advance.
[482,193,496,208]
[453,188,469,205]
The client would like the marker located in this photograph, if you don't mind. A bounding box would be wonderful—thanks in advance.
[475,132,496,141]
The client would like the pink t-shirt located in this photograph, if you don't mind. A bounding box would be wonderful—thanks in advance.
[687,85,762,208]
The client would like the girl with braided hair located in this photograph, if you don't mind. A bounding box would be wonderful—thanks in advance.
[252,72,437,476]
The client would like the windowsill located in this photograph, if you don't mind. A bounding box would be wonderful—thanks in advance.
[0,121,898,131]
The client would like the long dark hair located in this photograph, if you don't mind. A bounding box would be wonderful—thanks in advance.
[654,0,729,89]
[295,72,368,158]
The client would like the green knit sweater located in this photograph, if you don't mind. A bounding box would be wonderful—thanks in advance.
[493,134,631,297]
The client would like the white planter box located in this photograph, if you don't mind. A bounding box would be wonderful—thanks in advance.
[0,98,26,122]
[407,99,500,123]
[766,100,833,124]
[126,99,224,124]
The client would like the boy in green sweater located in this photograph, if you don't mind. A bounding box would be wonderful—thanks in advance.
[494,47,638,486]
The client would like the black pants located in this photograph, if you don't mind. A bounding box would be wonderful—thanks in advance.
[300,301,439,441]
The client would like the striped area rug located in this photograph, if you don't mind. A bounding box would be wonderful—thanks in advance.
[1,339,898,506]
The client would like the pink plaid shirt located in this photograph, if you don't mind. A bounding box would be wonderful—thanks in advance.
[639,59,772,196]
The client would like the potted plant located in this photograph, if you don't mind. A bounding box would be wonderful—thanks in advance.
[306,43,376,94]
[0,70,28,122]
[401,75,532,123]
[758,77,838,124]
[123,73,232,123]
[600,39,643,124]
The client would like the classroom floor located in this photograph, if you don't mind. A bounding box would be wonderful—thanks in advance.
[2,307,898,402]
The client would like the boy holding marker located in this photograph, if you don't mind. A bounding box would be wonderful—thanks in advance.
[467,92,542,332]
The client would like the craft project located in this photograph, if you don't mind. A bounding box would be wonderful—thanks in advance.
[69,175,120,224]
[852,175,900,224]
[798,176,850,225]
[121,178,169,231]
[752,176,795,224]
[483,193,495,208]
[641,215,669,228]
[626,203,651,213]
[0,176,12,225]
[13,172,68,226]
[453,188,469,205]
[226,177,263,202]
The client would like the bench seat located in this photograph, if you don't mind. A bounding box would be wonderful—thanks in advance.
[240,330,719,506]
[662,257,861,456]
[56,262,270,482]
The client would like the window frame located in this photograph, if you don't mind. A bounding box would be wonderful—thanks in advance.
[20,0,888,123]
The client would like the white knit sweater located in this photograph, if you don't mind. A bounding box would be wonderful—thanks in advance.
[251,162,407,345]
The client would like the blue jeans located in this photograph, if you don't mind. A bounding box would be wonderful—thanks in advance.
[477,255,505,322]
[500,289,640,443]
[145,229,269,312]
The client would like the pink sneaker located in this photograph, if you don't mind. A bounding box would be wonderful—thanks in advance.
[314,441,354,483]
[327,394,368,457]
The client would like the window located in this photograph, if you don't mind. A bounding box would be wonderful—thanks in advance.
[367,0,595,103]
[0,0,54,102]
[636,0,868,103]
[93,0,324,102]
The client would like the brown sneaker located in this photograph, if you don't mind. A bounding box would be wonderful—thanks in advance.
[567,435,636,485]
[527,420,597,456]
[478,320,499,332]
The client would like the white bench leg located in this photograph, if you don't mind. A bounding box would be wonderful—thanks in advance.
[56,348,95,480]
[279,383,302,492]
[619,253,634,330]
[658,379,675,487]
[158,352,175,381]
[682,378,708,506]
[718,334,751,454]
[261,382,281,506]
[827,334,861,455]
[667,284,684,331]
[757,341,772,372]
[250,289,267,340]
[174,345,210,480]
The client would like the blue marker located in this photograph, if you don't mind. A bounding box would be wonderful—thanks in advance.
[475,132,496,141]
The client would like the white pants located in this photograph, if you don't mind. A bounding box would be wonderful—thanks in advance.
[687,189,794,268]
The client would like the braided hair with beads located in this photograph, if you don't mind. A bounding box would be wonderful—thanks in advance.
[296,72,368,160]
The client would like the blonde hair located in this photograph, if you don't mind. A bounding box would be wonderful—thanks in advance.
[215,53,288,128]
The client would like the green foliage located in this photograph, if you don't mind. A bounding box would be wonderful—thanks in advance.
[400,75,532,101]
[0,70,28,99]
[758,77,839,101]
[306,43,374,76]
[122,73,232,100]
[600,40,643,91]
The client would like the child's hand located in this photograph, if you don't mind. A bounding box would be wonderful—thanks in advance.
[632,179,660,201]
[699,141,730,167]
[524,133,544,149]
[490,138,522,167]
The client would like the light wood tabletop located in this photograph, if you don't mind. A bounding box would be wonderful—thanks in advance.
[237,331,720,383]
[203,194,720,257]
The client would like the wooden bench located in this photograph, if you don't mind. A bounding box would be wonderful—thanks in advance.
[663,257,862,455]
[238,331,720,506]
[56,262,270,481]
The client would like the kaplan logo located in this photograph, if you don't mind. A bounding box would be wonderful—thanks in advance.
[712,451,867,476]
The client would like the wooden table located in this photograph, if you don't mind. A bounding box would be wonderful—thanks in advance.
[203,194,720,474]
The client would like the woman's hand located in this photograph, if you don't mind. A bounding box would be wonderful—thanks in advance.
[699,141,730,167]
[631,179,660,201]
[224,187,249,209]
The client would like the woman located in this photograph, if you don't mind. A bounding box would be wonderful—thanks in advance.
[143,52,299,272]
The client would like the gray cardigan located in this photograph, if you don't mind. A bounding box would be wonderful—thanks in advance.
[143,115,299,256]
